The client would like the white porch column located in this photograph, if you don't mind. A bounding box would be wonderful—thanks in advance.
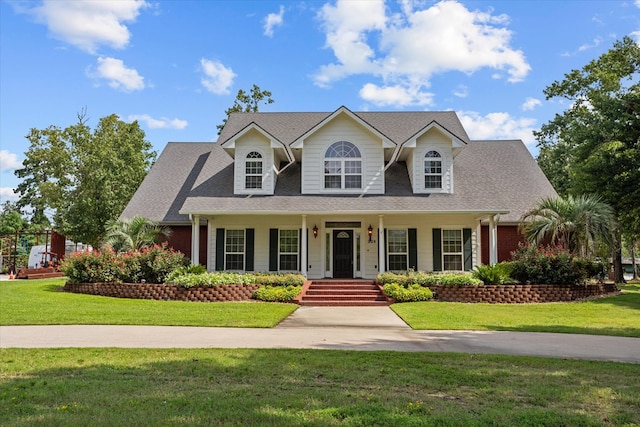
[476,220,482,266]
[489,215,498,265]
[301,215,308,277]
[191,214,200,265]
[378,215,385,274]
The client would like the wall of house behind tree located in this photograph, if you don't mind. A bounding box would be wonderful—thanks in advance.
[481,225,522,264]
[168,225,207,265]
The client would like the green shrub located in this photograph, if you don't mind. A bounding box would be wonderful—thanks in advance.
[167,272,306,288]
[509,243,603,285]
[377,271,482,287]
[383,283,434,302]
[61,245,187,284]
[472,263,515,285]
[253,285,302,302]
[166,264,208,283]
[253,273,306,286]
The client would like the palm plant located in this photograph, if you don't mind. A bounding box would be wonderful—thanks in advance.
[103,215,172,253]
[520,194,616,258]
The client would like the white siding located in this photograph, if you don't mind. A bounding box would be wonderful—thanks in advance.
[301,116,385,194]
[233,130,275,195]
[206,213,478,278]
[410,129,454,194]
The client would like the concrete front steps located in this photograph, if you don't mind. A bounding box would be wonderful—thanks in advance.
[298,279,391,306]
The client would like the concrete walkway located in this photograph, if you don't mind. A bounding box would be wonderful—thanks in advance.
[2,306,639,363]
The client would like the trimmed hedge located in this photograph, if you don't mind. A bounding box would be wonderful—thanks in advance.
[167,272,306,288]
[383,283,434,302]
[377,271,483,287]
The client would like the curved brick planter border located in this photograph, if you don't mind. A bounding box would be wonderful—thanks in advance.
[63,282,260,303]
[428,283,619,303]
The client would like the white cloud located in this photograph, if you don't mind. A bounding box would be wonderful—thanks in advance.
[578,37,602,52]
[0,150,22,171]
[522,97,541,111]
[453,84,468,98]
[359,83,434,107]
[29,0,148,54]
[128,114,188,130]
[314,0,530,107]
[88,57,145,92]
[458,111,537,146]
[264,5,285,37]
[0,187,19,202]
[200,59,236,95]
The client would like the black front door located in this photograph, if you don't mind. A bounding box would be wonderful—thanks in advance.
[333,230,353,278]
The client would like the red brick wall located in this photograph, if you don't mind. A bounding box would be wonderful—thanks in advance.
[166,225,208,265]
[481,225,523,264]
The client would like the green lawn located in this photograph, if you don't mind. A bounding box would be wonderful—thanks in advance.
[1,348,639,426]
[391,283,640,337]
[0,278,296,328]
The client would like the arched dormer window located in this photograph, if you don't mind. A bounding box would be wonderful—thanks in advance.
[424,150,442,189]
[245,151,263,189]
[324,141,362,189]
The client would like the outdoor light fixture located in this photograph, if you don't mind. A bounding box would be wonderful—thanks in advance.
[368,224,373,242]
[313,225,318,239]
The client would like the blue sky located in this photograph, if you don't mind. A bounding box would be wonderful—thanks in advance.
[1,0,639,205]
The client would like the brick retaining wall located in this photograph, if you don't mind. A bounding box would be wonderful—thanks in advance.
[63,282,619,304]
[429,283,619,303]
[63,282,260,302]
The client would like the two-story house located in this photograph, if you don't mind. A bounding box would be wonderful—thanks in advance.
[121,106,557,279]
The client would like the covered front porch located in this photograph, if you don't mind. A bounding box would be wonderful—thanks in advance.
[187,212,502,280]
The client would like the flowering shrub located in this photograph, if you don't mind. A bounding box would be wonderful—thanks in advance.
[377,271,482,287]
[61,244,187,284]
[509,243,604,285]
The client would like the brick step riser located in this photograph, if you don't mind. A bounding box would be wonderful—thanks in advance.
[306,289,380,295]
[302,296,387,301]
[309,285,378,289]
[299,301,389,306]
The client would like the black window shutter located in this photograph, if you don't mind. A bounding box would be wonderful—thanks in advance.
[245,228,255,271]
[463,228,472,271]
[215,228,225,271]
[408,228,418,271]
[269,228,278,271]
[298,229,302,271]
[432,228,442,272]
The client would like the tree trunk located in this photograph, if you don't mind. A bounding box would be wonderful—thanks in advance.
[613,246,626,284]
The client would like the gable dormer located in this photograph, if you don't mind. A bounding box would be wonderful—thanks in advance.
[290,107,395,195]
[396,121,467,194]
[220,123,292,195]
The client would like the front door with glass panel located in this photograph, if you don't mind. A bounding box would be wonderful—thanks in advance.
[333,230,353,278]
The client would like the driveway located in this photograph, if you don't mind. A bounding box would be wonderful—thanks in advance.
[2,306,639,363]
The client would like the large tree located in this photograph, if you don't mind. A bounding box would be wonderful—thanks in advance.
[15,113,156,247]
[535,36,640,282]
[216,84,274,134]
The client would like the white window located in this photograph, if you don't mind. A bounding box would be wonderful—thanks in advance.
[424,150,442,189]
[245,151,263,189]
[442,229,463,271]
[225,230,245,270]
[387,229,408,271]
[324,141,362,189]
[279,230,298,271]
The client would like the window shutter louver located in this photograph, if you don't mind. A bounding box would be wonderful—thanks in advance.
[463,228,472,271]
[245,228,255,271]
[269,228,278,271]
[215,228,225,271]
[432,228,442,272]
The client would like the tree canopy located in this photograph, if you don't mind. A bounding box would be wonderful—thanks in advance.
[535,36,640,282]
[14,113,156,247]
[216,84,274,134]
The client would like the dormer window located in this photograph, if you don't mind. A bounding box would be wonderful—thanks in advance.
[424,150,442,189]
[324,141,362,189]
[245,151,263,189]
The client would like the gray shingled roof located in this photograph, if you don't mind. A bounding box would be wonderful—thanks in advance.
[122,113,556,225]
[218,110,471,147]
